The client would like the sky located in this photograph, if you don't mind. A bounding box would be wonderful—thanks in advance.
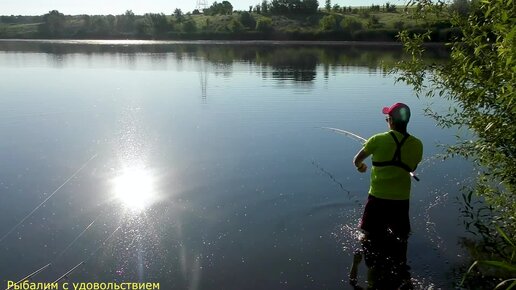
[0,0,408,16]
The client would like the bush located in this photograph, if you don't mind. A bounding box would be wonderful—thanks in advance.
[367,15,383,28]
[393,0,516,283]
[228,18,244,32]
[319,15,340,31]
[340,17,363,32]
[449,0,470,17]
[393,21,404,30]
[359,10,370,18]
[182,19,197,33]
[239,12,256,29]
[256,17,273,32]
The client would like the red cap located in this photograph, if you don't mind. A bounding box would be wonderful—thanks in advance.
[382,103,411,123]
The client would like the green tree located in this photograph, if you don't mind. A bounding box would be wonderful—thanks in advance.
[319,15,339,31]
[261,0,269,14]
[449,0,471,17]
[142,13,170,36]
[340,17,363,32]
[206,1,234,15]
[90,16,110,35]
[393,20,404,30]
[370,4,380,12]
[385,2,397,12]
[393,0,515,285]
[270,0,289,14]
[301,0,319,14]
[174,8,184,22]
[228,18,244,32]
[39,10,65,37]
[270,0,319,15]
[239,11,256,29]
[256,17,273,32]
[116,10,136,33]
[182,18,197,33]
[367,15,381,28]
[221,1,234,14]
[325,0,331,11]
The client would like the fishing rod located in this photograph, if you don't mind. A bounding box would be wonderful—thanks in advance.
[5,224,120,289]
[53,261,84,283]
[6,261,85,290]
[4,217,98,289]
[54,219,96,261]
[311,160,351,195]
[5,263,51,290]
[321,127,420,181]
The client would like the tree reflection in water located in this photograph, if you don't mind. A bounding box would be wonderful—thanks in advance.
[0,40,448,84]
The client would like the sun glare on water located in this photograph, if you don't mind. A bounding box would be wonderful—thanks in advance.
[112,167,157,211]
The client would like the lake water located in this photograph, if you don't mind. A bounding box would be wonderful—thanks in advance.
[0,40,473,289]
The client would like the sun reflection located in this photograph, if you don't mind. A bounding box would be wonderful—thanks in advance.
[112,167,157,211]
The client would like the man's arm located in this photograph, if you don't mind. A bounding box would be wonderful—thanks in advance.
[353,148,371,172]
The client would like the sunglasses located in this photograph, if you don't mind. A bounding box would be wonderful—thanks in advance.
[385,117,391,122]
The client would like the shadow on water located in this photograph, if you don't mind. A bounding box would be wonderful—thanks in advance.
[349,233,413,290]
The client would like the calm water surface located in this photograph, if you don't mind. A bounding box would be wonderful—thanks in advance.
[0,40,471,289]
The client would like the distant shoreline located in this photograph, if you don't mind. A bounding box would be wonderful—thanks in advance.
[0,38,446,47]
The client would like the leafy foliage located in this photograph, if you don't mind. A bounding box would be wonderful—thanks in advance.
[340,17,363,32]
[181,18,197,33]
[393,0,515,285]
[239,12,256,29]
[204,1,234,16]
[255,17,273,32]
[269,0,319,15]
[319,15,340,31]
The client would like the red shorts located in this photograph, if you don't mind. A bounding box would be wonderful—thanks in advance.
[360,195,410,238]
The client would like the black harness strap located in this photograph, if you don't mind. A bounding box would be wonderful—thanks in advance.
[372,132,414,173]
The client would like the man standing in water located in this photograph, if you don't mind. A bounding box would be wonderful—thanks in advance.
[351,103,423,289]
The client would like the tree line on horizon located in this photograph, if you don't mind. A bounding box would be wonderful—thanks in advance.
[0,0,470,41]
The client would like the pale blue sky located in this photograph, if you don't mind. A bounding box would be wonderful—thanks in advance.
[1,0,408,16]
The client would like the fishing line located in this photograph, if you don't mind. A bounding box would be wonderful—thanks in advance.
[52,219,97,263]
[86,225,122,263]
[8,218,99,286]
[4,155,100,287]
[11,223,123,286]
[4,264,51,290]
[11,212,123,285]
[52,261,85,283]
[50,204,121,279]
[0,154,98,244]
[3,153,145,283]
[311,160,351,195]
